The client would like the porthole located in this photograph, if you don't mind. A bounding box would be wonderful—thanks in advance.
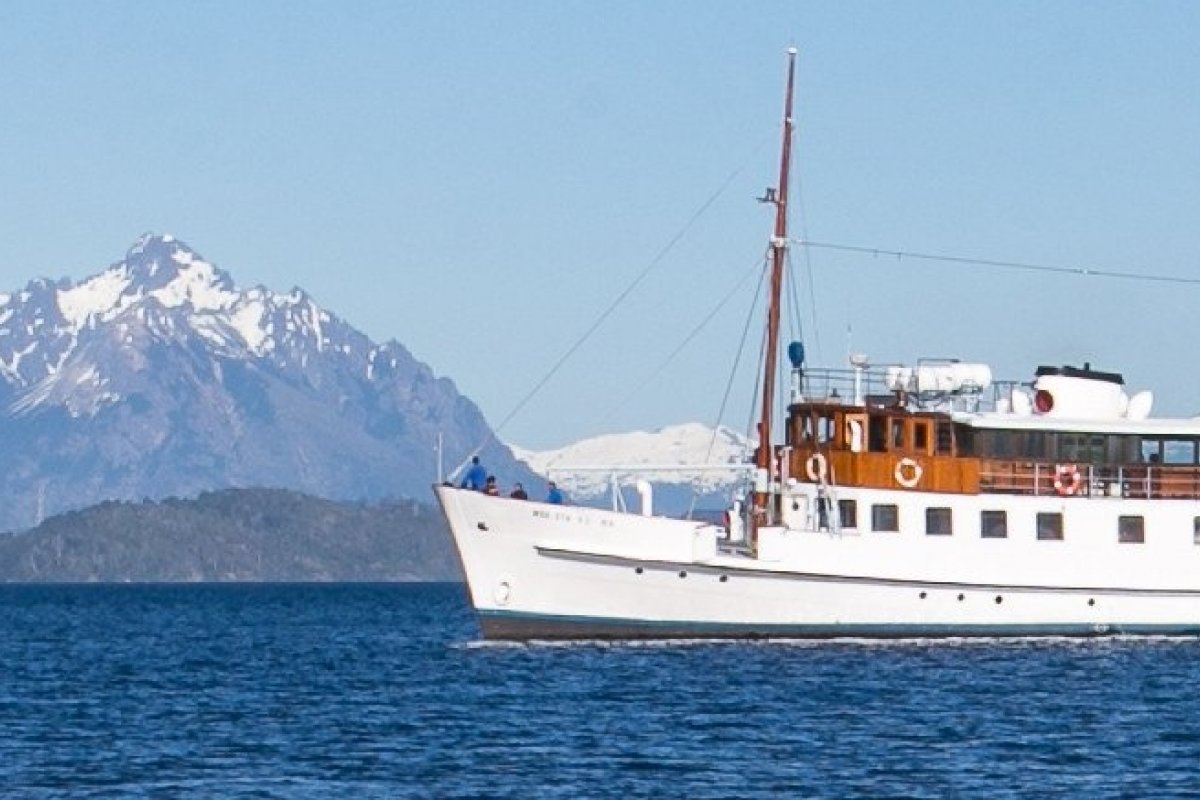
[634,567,643,575]
[1088,598,1096,607]
[678,571,687,579]
[919,591,927,600]
[957,593,965,602]
[995,595,1003,605]
[719,575,728,583]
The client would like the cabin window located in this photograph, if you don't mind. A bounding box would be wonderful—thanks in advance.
[1059,434,1106,464]
[868,416,888,453]
[1037,512,1064,541]
[981,510,1008,539]
[925,507,952,536]
[871,504,899,532]
[890,419,905,450]
[845,415,866,453]
[1118,516,1145,544]
[914,422,929,452]
[838,499,858,529]
[1194,517,1200,545]
[1029,432,1052,460]
[936,422,954,455]
[817,413,836,445]
[1164,439,1199,465]
[953,425,975,456]
[1108,437,1139,463]
[795,414,815,446]
[1142,439,1162,464]
[981,430,1012,458]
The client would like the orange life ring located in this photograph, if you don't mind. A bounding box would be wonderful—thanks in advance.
[1054,463,1082,496]
[805,452,828,483]
[894,457,923,488]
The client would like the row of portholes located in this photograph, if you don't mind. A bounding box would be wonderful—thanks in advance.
[633,566,729,583]
[916,590,1098,607]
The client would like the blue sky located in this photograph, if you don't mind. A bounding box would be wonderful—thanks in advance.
[2,2,1199,449]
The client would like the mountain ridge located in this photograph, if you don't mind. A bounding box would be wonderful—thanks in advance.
[0,233,534,531]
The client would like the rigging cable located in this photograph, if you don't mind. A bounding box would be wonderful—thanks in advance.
[789,153,822,360]
[544,254,765,474]
[685,253,770,517]
[448,127,780,479]
[794,240,1200,286]
[446,152,765,480]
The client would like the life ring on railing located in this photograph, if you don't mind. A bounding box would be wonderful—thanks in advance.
[805,452,828,483]
[894,457,923,489]
[1054,463,1082,496]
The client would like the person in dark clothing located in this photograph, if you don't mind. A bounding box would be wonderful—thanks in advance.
[510,482,528,500]
[547,481,565,505]
[460,456,487,491]
[484,475,500,496]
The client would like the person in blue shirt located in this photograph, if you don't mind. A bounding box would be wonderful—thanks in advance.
[460,456,487,491]
[546,481,565,505]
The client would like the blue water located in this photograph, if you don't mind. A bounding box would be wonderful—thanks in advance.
[3,584,1200,798]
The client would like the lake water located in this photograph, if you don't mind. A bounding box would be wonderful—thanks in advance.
[3,583,1200,798]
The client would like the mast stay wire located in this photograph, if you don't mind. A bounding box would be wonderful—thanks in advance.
[685,252,770,518]
[543,253,766,473]
[795,240,1200,286]
[447,133,775,480]
[788,146,822,360]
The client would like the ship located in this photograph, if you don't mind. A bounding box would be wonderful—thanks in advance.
[434,49,1200,639]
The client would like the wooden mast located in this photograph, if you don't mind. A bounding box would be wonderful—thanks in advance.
[753,47,797,530]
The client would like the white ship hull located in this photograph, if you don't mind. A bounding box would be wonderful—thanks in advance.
[435,484,1200,639]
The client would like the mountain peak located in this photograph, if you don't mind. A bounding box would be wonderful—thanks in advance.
[54,234,240,332]
[0,234,526,530]
[123,233,234,295]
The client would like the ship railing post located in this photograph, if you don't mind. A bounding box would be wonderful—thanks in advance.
[1034,462,1040,496]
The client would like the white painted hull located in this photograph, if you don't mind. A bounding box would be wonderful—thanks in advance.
[434,484,1200,639]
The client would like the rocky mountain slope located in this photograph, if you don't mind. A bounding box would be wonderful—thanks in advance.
[0,234,532,531]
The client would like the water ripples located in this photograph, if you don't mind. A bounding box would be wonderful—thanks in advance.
[4,583,1200,798]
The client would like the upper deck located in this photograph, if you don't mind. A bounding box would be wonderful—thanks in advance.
[785,361,1200,500]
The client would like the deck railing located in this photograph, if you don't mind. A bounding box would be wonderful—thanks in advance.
[979,461,1200,500]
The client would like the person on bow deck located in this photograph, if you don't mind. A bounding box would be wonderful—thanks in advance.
[546,481,565,505]
[484,476,500,496]
[509,482,529,500]
[460,456,487,491]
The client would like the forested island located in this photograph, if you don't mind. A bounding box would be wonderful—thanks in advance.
[0,488,459,582]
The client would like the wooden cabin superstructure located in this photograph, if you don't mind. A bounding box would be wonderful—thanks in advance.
[783,361,1200,508]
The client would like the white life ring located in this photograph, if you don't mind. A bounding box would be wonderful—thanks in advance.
[894,457,923,489]
[1054,463,1082,496]
[805,452,828,483]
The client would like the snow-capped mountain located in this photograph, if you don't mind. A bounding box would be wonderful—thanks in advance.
[512,423,754,512]
[0,234,533,531]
